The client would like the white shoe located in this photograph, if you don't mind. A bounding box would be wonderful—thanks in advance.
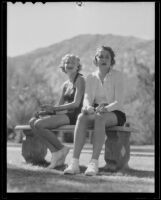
[64,160,80,175]
[56,146,70,167]
[47,146,70,169]
[47,152,61,169]
[85,161,99,176]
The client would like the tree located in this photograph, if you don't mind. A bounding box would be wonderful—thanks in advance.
[134,58,154,144]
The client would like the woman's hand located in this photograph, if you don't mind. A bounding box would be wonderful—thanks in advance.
[34,110,52,118]
[82,106,95,115]
[38,110,49,116]
[56,110,67,114]
[34,111,40,118]
[40,104,55,113]
[96,104,108,113]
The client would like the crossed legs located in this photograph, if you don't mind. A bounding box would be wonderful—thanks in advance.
[29,114,70,168]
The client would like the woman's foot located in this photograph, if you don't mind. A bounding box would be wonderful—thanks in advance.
[64,159,80,174]
[47,146,70,169]
[56,146,70,167]
[84,159,99,176]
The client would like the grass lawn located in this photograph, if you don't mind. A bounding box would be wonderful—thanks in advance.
[7,144,154,193]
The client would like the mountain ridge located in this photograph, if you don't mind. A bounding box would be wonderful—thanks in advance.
[8,33,153,59]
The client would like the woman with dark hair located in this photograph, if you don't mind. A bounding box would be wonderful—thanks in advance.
[64,46,126,176]
[29,54,85,169]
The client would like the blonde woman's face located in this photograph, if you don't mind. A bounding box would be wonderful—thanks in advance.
[96,49,112,69]
[64,57,78,74]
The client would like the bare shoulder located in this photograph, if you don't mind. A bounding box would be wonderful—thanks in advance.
[63,80,69,84]
[63,80,69,86]
[75,74,85,86]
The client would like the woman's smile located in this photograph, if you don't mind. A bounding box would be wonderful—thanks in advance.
[66,66,75,70]
[101,62,107,66]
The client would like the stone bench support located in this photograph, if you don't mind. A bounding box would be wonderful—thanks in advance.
[15,125,137,170]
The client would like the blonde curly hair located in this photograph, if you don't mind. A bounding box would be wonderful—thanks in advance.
[59,54,82,73]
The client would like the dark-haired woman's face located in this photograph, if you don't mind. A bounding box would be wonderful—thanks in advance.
[96,49,112,70]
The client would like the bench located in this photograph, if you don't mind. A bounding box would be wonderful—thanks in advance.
[14,124,138,171]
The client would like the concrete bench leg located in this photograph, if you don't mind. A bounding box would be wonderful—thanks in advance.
[22,130,47,164]
[104,130,131,171]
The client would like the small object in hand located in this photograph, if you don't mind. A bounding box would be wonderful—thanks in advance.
[95,103,108,113]
[34,111,40,118]
[34,110,55,118]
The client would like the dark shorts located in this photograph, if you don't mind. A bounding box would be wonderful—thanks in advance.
[66,112,79,125]
[93,104,126,126]
[111,110,126,126]
[66,109,126,126]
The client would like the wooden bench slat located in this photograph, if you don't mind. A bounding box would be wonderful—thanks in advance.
[15,125,138,133]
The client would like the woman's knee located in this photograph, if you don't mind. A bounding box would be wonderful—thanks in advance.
[95,113,116,127]
[77,113,88,124]
[29,117,37,128]
[34,119,45,129]
[95,113,106,125]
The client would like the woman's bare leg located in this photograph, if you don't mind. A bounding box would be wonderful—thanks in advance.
[29,115,69,153]
[64,113,94,174]
[30,115,70,152]
[91,112,118,160]
[73,113,94,159]
[29,117,57,152]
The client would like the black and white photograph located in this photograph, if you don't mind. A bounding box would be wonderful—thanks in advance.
[5,1,158,196]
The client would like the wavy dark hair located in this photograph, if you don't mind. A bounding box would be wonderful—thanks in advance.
[59,54,82,73]
[93,46,116,67]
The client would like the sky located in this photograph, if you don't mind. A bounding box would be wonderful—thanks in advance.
[7,2,155,57]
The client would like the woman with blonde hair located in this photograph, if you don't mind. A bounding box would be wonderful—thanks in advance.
[29,54,85,169]
[64,46,126,175]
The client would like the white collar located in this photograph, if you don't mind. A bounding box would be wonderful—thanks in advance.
[94,69,113,79]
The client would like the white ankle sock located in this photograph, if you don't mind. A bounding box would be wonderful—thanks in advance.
[72,158,79,165]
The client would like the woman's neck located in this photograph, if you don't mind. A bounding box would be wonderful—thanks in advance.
[68,71,78,82]
[98,67,111,82]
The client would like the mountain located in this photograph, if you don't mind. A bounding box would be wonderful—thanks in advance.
[8,33,154,74]
[7,33,154,101]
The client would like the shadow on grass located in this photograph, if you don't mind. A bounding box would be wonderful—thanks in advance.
[20,160,88,173]
[7,163,106,184]
[121,167,154,178]
[7,164,110,192]
[8,160,154,180]
[7,163,154,192]
[99,166,154,178]
[42,162,154,179]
